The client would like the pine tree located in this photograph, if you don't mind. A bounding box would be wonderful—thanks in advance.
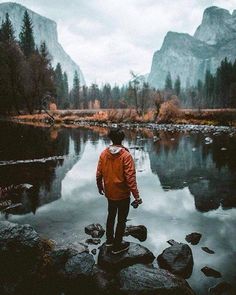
[54,63,64,108]
[174,76,181,96]
[19,10,35,57]
[72,71,80,109]
[63,72,69,100]
[39,41,50,62]
[0,13,15,42]
[89,83,100,106]
[165,72,173,90]
[102,83,111,108]
[140,82,150,116]
[111,85,120,108]
[81,85,88,109]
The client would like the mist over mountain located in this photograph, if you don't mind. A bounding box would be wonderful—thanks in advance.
[0,2,85,86]
[148,6,236,89]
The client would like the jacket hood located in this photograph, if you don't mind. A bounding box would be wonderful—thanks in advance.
[109,146,122,154]
[106,145,127,158]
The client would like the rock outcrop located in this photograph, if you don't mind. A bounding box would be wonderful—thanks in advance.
[0,2,85,86]
[0,221,197,295]
[148,6,236,88]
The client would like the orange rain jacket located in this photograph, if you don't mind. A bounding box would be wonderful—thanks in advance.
[96,146,140,201]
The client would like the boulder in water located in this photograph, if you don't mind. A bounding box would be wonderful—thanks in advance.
[157,242,193,279]
[185,232,202,245]
[124,225,147,242]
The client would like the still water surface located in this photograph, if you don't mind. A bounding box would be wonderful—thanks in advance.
[0,122,236,294]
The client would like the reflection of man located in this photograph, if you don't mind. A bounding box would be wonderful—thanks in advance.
[96,128,142,254]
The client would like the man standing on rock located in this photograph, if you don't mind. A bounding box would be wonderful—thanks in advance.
[96,127,142,254]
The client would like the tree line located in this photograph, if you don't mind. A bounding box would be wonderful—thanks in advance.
[0,10,235,114]
[0,11,54,114]
[164,58,236,109]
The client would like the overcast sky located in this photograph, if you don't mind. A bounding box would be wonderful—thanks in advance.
[0,0,235,85]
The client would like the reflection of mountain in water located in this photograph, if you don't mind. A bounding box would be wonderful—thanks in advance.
[0,123,89,214]
[147,132,236,212]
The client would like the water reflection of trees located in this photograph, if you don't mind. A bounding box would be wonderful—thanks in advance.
[146,132,236,212]
[1,123,235,214]
[0,123,86,214]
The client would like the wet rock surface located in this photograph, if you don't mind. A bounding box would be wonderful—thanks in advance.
[157,242,194,279]
[208,281,233,295]
[63,252,95,280]
[0,221,43,294]
[85,223,105,238]
[201,266,222,278]
[185,232,202,245]
[118,264,196,295]
[124,225,147,242]
[98,242,155,271]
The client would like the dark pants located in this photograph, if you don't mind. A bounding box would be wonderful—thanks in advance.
[106,197,130,247]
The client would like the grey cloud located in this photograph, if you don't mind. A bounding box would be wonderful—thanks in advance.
[0,0,235,84]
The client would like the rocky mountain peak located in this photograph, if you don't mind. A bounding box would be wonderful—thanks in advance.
[194,6,235,45]
[161,32,198,51]
[148,5,236,89]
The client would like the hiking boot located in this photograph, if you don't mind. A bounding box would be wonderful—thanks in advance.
[105,239,114,247]
[112,241,130,254]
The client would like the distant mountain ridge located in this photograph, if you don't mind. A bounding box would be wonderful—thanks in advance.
[148,6,236,88]
[0,2,85,86]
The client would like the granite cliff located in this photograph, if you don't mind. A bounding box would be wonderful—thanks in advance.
[0,2,85,86]
[148,6,236,88]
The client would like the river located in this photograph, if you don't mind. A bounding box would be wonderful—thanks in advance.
[0,121,236,295]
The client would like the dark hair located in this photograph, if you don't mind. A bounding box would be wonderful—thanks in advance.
[108,127,125,144]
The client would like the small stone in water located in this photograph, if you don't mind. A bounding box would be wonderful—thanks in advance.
[91,249,97,255]
[185,232,202,245]
[221,147,227,151]
[205,137,213,144]
[201,266,222,278]
[192,147,196,151]
[202,247,215,254]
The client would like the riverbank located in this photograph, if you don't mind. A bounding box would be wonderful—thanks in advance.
[3,109,236,136]
[5,108,236,128]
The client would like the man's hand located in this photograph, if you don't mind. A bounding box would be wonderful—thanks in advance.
[136,197,143,204]
[131,197,143,208]
[98,188,104,195]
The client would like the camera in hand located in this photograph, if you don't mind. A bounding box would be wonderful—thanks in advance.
[131,198,142,209]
